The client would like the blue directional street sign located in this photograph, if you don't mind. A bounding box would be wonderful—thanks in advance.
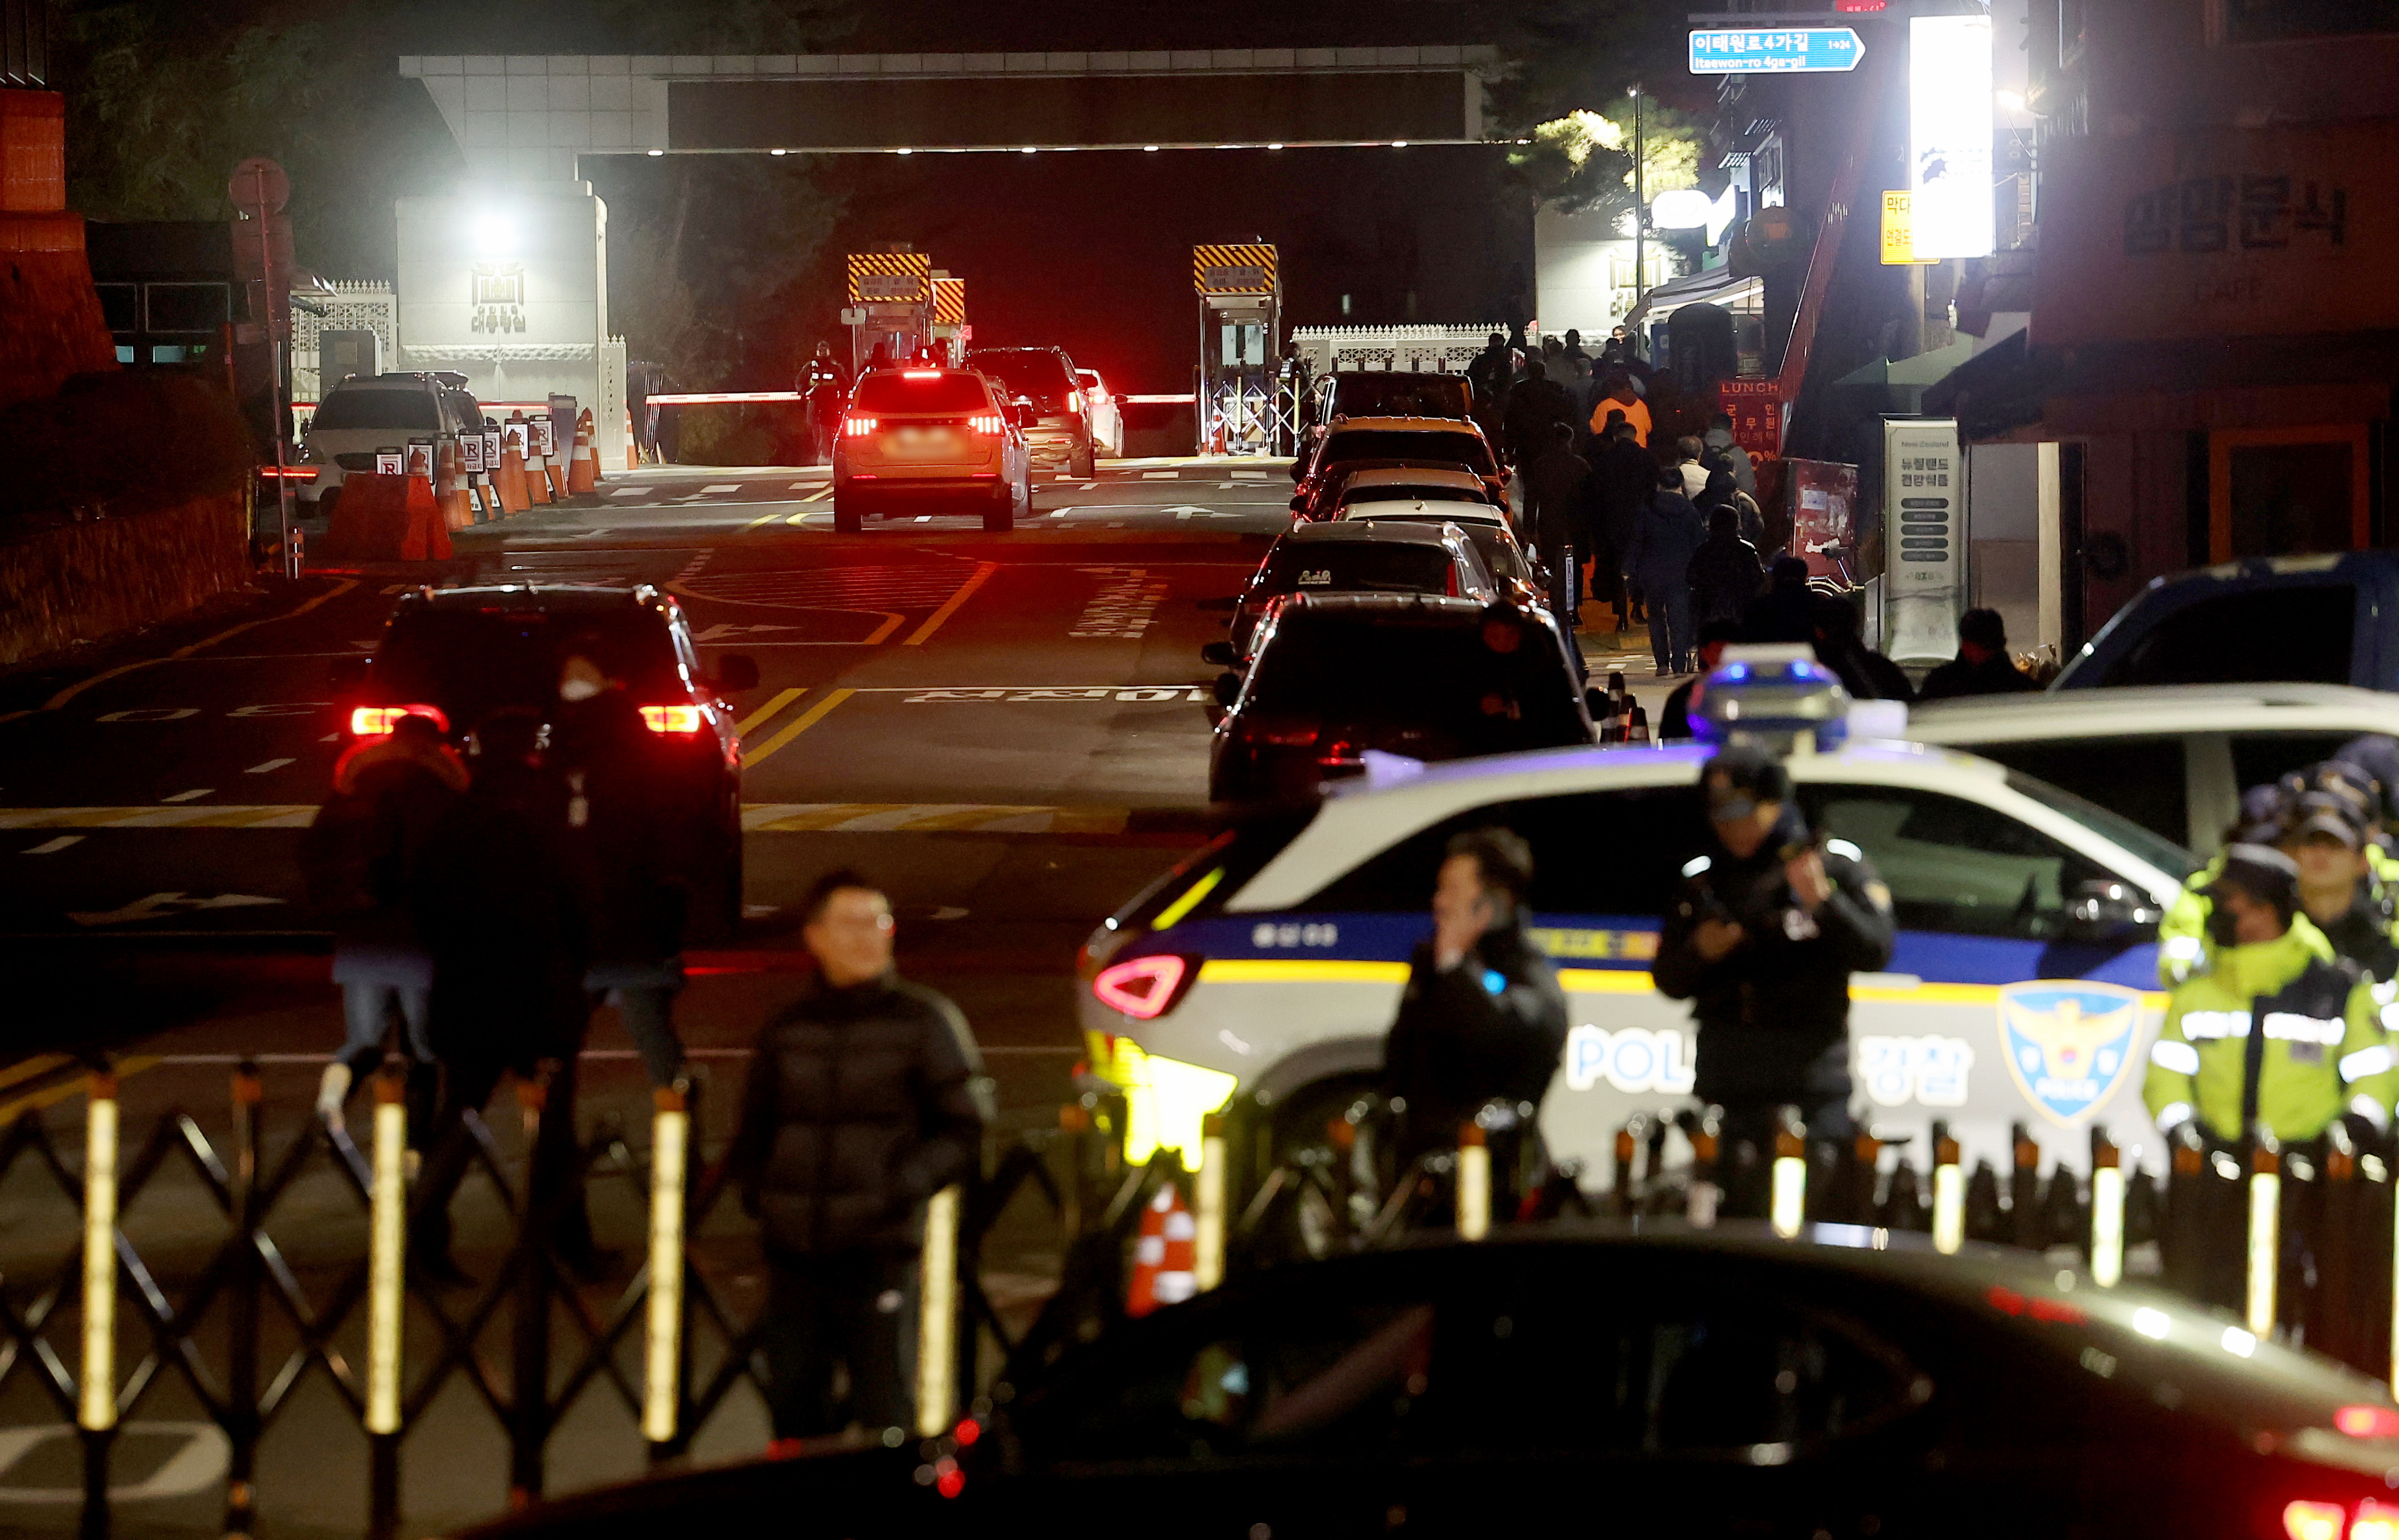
[1688,26,1867,73]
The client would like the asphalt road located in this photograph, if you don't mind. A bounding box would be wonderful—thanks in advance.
[0,456,1307,1537]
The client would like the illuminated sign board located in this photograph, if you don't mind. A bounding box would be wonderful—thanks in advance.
[1907,14,1996,259]
[1688,27,1865,73]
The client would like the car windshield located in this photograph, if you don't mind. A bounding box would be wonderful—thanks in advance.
[374,605,683,725]
[853,373,992,412]
[1256,542,1457,597]
[968,350,1076,399]
[1327,375,1472,420]
[1246,614,1585,748]
[1340,484,1488,506]
[1321,430,1494,476]
[2004,770,2201,882]
[311,389,439,432]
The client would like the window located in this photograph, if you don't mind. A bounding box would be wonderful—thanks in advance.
[1245,615,1588,761]
[1255,542,1456,597]
[965,349,1075,401]
[1015,1296,1435,1463]
[1796,784,2116,938]
[1301,786,1711,916]
[1326,374,1472,421]
[144,281,230,332]
[2230,731,2362,794]
[1961,737,2189,848]
[376,608,680,720]
[852,373,993,412]
[311,388,441,432]
[2099,585,2354,687]
[95,283,138,331]
[1322,430,1496,476]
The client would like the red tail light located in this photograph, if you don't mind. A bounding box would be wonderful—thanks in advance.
[842,414,878,438]
[349,704,449,736]
[2336,1406,2399,1439]
[640,704,703,734]
[2354,1502,2399,1540]
[2287,1503,2345,1540]
[1092,954,1196,1019]
[969,413,1006,435]
[1241,717,1318,747]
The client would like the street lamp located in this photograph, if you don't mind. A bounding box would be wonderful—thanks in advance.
[1650,189,1713,230]
[1630,84,1648,310]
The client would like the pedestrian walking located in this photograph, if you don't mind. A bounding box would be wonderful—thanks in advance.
[2143,844,2395,1310]
[728,870,991,1447]
[1658,620,1744,741]
[1520,421,1594,677]
[301,712,465,1137]
[1587,374,1651,447]
[1917,608,2038,700]
[1742,556,1817,644]
[1381,828,1569,1208]
[1702,411,1757,499]
[1686,506,1766,629]
[1467,332,1512,446]
[1673,436,1710,500]
[409,709,597,1284]
[553,641,690,1087]
[1625,464,1709,675]
[1592,418,1654,630]
[1501,359,1578,471]
[1654,748,1896,1217]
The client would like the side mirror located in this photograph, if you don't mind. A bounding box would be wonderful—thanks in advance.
[2061,879,2162,945]
[328,656,368,690]
[714,654,760,693]
[1211,673,1242,707]
[1200,641,1236,667]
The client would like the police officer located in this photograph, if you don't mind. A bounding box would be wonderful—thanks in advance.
[801,342,851,465]
[1654,748,1896,1216]
[1380,827,1570,1198]
[2143,844,2396,1309]
[2281,793,2399,983]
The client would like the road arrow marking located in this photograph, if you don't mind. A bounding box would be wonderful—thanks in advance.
[68,892,286,927]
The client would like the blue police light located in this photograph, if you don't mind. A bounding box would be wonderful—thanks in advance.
[1693,644,1852,755]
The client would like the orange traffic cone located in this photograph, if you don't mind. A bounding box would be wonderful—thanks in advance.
[435,435,470,530]
[623,405,638,469]
[499,414,530,514]
[568,407,598,494]
[399,470,452,561]
[1127,1185,1198,1317]
[524,414,552,506]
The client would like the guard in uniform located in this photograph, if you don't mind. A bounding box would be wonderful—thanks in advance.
[2281,792,2399,984]
[1654,747,1896,1216]
[801,343,851,466]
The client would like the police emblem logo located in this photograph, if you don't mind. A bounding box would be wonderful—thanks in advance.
[1996,981,2148,1126]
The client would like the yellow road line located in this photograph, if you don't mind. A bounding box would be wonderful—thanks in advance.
[734,686,807,736]
[0,1056,157,1129]
[740,687,855,767]
[745,512,781,529]
[806,488,834,502]
[903,561,998,646]
[863,612,903,644]
[0,1054,73,1096]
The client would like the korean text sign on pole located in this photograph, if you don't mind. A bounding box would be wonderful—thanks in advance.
[1909,15,1996,259]
[1688,27,1865,74]
[1880,418,1968,667]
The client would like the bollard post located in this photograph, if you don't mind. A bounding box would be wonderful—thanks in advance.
[2010,1122,2042,1249]
[643,1083,689,1454]
[915,1184,962,1438]
[1769,1105,1806,1239]
[2248,1131,2281,1338]
[509,1073,553,1508]
[1456,1123,1490,1240]
[366,1068,407,1540]
[1193,1113,1226,1292]
[79,1070,118,1540]
[1931,1122,1964,1255]
[1612,1117,1642,1218]
[1685,1106,1721,1229]
[2164,1125,2207,1296]
[1847,1131,1882,1226]
[225,1063,263,1540]
[2089,1126,2125,1288]
[2321,1125,2358,1369]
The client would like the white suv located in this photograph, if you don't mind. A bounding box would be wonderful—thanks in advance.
[299,373,483,515]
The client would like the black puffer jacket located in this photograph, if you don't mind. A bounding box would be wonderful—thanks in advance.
[1382,922,1570,1161]
[1652,809,1895,1105]
[729,972,992,1256]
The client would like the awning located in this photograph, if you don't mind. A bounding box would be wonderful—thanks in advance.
[1625,267,1761,330]
[1921,329,2399,443]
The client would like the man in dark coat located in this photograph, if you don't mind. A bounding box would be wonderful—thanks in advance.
[1811,595,1915,702]
[1625,465,1710,675]
[1653,749,1895,1217]
[1465,332,1512,446]
[1382,828,1569,1201]
[1502,360,1580,471]
[1686,505,1766,628]
[728,870,991,1445]
[1590,419,1655,626]
[1917,607,2039,700]
[1519,421,1594,672]
[1742,555,1818,644]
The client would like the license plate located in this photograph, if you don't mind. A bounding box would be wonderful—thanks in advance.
[890,428,960,458]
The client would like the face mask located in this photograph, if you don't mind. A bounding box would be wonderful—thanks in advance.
[2205,906,2244,949]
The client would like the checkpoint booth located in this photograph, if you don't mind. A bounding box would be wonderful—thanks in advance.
[931,274,969,361]
[1194,243,1281,456]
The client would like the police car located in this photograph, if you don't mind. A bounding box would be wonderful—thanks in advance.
[1079,658,2202,1210]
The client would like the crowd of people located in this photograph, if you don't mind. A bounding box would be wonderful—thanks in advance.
[1461,326,2038,709]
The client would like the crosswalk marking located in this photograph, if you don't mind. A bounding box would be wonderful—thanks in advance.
[1142,471,1179,480]
[699,483,742,493]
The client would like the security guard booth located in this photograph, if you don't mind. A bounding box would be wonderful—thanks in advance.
[842,248,933,373]
[931,274,969,361]
[1194,242,1281,456]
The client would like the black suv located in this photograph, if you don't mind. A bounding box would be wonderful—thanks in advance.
[331,585,759,938]
[1209,593,1595,804]
[964,346,1096,477]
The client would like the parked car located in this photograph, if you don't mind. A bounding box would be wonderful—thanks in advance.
[328,585,758,938]
[964,346,1096,477]
[1204,519,1498,668]
[298,372,484,517]
[1910,682,2399,854]
[1332,498,1545,614]
[1295,371,1476,466]
[832,367,1031,534]
[1209,593,1594,804]
[1074,368,1125,459]
[459,1227,2399,1540]
[1327,464,1498,513]
[2055,551,2399,692]
[1291,418,1506,518]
